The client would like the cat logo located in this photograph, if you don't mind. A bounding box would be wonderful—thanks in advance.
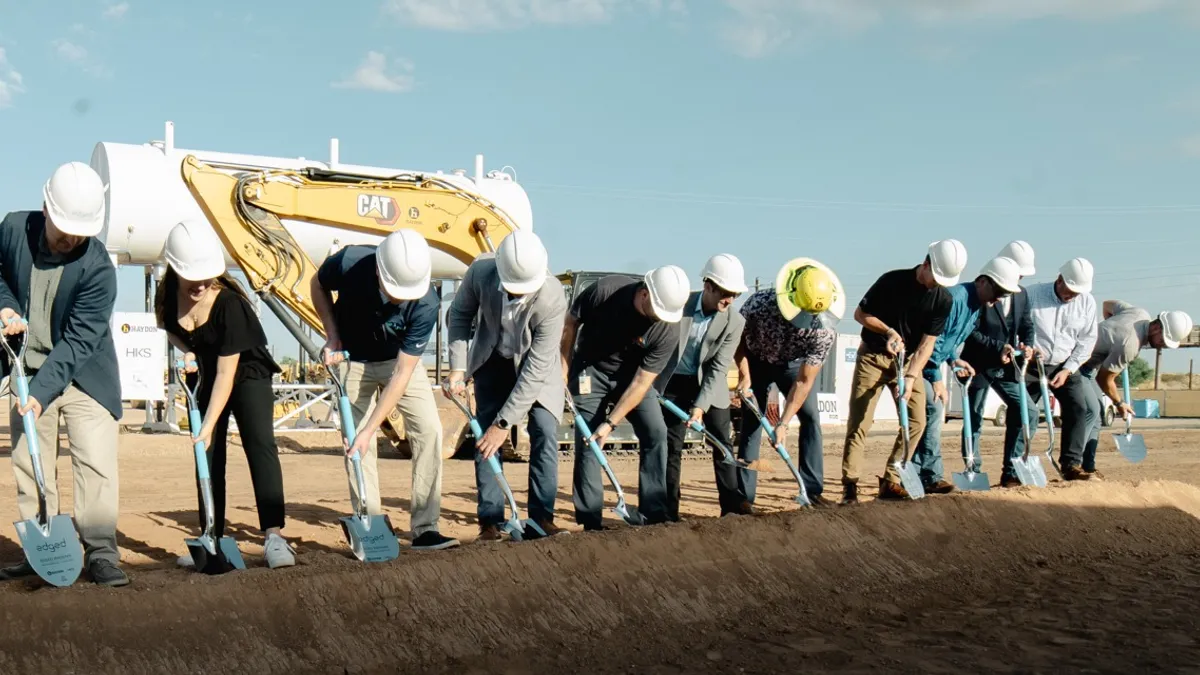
[356,195,400,226]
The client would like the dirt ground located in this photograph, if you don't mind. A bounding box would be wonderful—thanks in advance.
[0,417,1197,674]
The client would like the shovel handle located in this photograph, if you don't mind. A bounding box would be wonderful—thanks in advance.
[1120,368,1135,430]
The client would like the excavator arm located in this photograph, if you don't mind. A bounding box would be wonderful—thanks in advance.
[179,154,517,353]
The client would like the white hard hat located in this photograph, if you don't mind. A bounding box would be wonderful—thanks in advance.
[43,161,107,237]
[1059,257,1094,294]
[376,229,432,300]
[700,253,748,294]
[644,264,690,323]
[1158,310,1193,349]
[996,240,1035,276]
[927,239,968,287]
[164,222,226,282]
[496,230,548,295]
[978,256,1022,293]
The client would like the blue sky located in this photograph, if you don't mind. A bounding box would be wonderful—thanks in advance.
[1,0,1199,371]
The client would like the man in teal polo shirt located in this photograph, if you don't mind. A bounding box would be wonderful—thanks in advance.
[911,256,1021,492]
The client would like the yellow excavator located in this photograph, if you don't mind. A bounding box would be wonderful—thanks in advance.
[178,154,520,457]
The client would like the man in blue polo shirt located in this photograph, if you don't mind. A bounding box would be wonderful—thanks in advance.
[911,255,1021,492]
[311,229,458,551]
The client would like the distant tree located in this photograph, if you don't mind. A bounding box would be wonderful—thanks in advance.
[1128,356,1154,387]
[279,356,297,367]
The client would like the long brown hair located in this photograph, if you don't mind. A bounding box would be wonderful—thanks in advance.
[154,267,254,332]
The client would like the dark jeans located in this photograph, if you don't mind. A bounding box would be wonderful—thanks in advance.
[569,365,669,528]
[966,366,1038,479]
[736,355,823,501]
[1024,363,1094,470]
[662,374,738,518]
[1080,368,1104,472]
[472,353,559,526]
[198,376,286,535]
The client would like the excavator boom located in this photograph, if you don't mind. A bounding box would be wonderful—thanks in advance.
[180,154,518,349]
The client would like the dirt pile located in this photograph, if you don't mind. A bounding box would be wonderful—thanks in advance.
[1,479,1199,674]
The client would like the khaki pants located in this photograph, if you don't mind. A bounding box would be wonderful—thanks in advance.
[10,384,120,565]
[840,350,926,485]
[343,359,444,536]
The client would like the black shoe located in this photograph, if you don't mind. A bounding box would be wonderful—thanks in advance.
[808,494,836,508]
[0,560,34,580]
[1000,474,1022,488]
[839,482,859,505]
[88,559,130,587]
[411,531,461,550]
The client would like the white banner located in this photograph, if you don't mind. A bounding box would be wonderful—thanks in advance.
[111,312,167,401]
[817,392,840,424]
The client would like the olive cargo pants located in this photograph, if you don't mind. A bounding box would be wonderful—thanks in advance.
[840,350,926,485]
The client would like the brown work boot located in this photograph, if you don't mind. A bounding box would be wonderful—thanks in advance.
[478,524,503,541]
[1000,474,1022,488]
[925,480,956,494]
[527,518,567,539]
[808,494,836,508]
[1061,464,1092,481]
[840,482,859,505]
[878,477,910,500]
[1087,469,1105,480]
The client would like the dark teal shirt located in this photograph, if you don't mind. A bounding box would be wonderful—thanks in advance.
[316,245,438,363]
[923,281,983,382]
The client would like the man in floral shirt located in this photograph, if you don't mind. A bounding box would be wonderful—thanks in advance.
[733,257,844,509]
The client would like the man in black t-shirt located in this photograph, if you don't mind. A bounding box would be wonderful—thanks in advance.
[560,266,689,529]
[839,240,965,503]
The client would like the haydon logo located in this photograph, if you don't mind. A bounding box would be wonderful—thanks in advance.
[357,195,399,226]
[121,323,156,334]
[36,538,69,553]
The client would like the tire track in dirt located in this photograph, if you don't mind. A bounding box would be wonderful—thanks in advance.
[0,479,1198,674]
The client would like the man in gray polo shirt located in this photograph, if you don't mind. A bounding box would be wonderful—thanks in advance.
[1079,300,1193,476]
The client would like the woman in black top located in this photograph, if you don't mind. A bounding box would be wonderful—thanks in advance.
[155,222,294,569]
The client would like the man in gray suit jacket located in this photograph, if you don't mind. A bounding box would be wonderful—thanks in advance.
[655,254,747,520]
[447,230,568,539]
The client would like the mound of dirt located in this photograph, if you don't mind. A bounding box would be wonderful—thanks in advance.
[1,480,1199,674]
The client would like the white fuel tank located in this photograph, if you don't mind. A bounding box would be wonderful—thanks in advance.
[89,126,534,280]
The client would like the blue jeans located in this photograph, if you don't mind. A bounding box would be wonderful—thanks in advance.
[735,355,823,500]
[966,368,1039,479]
[1080,368,1104,472]
[473,353,560,527]
[912,377,946,485]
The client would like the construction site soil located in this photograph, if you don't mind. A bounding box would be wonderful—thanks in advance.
[0,421,1198,674]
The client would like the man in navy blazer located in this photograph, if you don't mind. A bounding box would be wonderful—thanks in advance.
[0,162,128,587]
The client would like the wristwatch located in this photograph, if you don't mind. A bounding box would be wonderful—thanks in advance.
[604,416,616,428]
[496,417,510,430]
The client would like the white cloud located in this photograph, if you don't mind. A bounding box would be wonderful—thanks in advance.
[0,47,25,109]
[1181,135,1200,158]
[382,0,682,31]
[51,39,111,77]
[717,0,1191,57]
[104,2,130,19]
[332,51,416,93]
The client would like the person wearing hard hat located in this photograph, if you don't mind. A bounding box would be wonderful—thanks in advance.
[731,257,844,510]
[839,239,966,503]
[155,222,295,569]
[1079,302,1193,477]
[560,265,688,529]
[910,256,1023,492]
[312,228,459,551]
[446,230,569,540]
[960,240,1039,487]
[653,253,748,520]
[0,162,129,586]
[1022,257,1099,481]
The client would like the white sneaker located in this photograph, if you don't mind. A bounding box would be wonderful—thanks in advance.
[176,554,194,568]
[264,533,295,569]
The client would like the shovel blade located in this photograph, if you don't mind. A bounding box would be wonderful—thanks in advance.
[951,470,991,492]
[1025,456,1049,488]
[502,518,525,542]
[14,515,84,587]
[1113,432,1147,463]
[185,535,243,575]
[615,500,644,526]
[340,514,400,563]
[894,462,926,500]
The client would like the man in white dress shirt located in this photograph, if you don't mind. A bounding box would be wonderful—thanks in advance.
[1022,257,1099,481]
